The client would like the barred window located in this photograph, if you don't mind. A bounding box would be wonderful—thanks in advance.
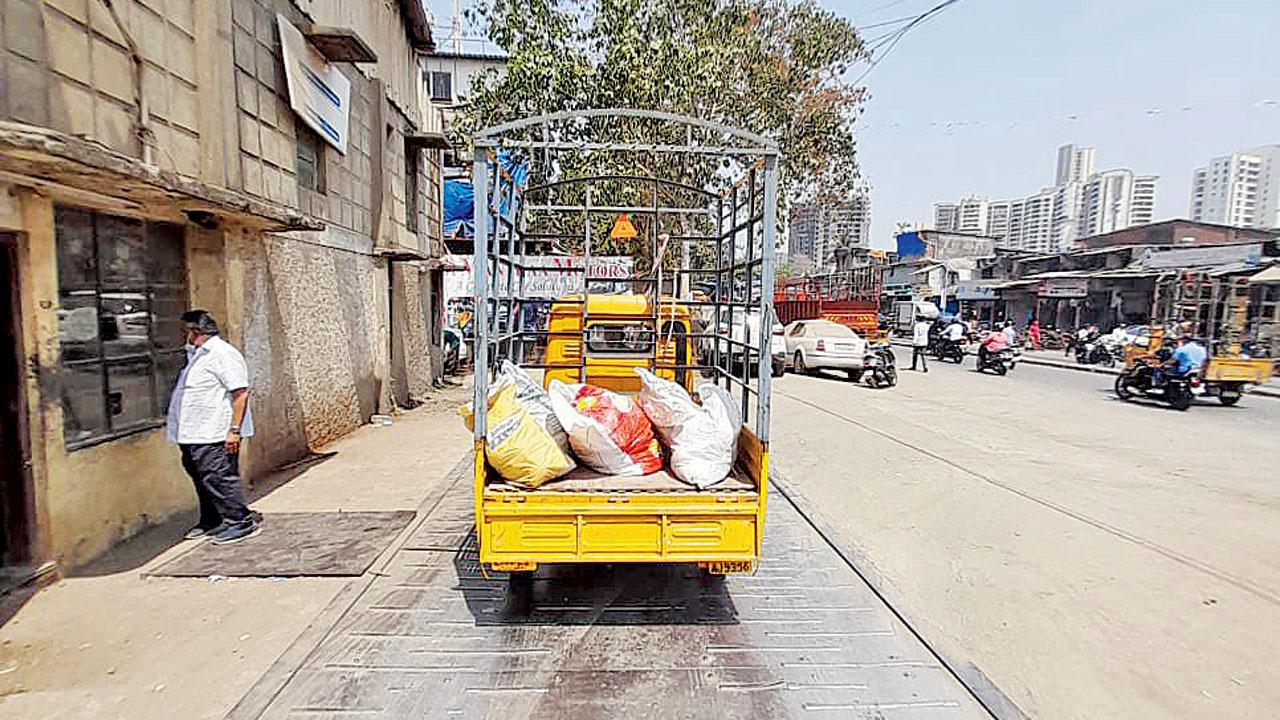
[55,207,188,449]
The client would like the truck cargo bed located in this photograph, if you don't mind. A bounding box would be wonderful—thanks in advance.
[486,466,757,495]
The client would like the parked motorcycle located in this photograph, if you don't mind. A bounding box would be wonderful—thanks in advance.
[1114,355,1197,411]
[977,347,1019,375]
[862,343,898,388]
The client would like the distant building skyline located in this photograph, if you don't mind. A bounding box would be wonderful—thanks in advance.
[1190,145,1280,229]
[931,144,1158,253]
[787,187,872,270]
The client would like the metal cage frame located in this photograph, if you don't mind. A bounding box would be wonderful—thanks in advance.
[469,108,781,449]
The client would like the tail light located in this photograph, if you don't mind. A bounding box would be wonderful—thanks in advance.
[1190,376,1202,387]
[816,339,826,351]
[773,327,785,337]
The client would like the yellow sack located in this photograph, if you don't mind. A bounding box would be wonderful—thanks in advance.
[460,381,574,488]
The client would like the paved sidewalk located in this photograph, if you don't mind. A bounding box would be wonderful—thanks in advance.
[0,382,473,720]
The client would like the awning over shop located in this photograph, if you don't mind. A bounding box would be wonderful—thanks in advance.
[0,121,322,232]
[1248,265,1280,284]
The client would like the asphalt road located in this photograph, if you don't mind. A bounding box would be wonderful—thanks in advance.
[767,356,1280,720]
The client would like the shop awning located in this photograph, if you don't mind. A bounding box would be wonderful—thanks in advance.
[0,121,322,232]
[1247,265,1280,284]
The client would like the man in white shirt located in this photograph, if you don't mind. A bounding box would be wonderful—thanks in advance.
[1002,320,1019,347]
[910,316,931,372]
[167,310,259,545]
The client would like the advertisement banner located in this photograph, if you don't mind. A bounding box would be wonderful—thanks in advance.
[278,15,351,154]
[443,255,635,302]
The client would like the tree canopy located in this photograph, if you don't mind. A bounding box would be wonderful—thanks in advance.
[460,0,867,206]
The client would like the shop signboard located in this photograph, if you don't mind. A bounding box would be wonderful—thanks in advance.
[279,15,352,154]
[1039,277,1088,298]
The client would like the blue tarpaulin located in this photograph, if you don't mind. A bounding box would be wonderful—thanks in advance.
[443,179,473,238]
[443,151,528,239]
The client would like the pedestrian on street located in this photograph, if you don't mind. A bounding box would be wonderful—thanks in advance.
[911,315,931,372]
[167,310,261,545]
[1028,318,1041,350]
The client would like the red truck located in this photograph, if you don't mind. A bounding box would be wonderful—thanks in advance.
[774,267,885,342]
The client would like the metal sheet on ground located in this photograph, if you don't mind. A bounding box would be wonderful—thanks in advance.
[152,511,415,577]
[241,491,988,718]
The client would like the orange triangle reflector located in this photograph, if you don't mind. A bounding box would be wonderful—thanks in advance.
[610,213,638,240]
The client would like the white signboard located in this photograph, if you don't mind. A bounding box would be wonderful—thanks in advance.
[1140,243,1262,270]
[278,15,351,154]
[1039,277,1089,298]
[443,255,635,302]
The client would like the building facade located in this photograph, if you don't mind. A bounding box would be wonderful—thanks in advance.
[787,188,871,270]
[1055,143,1096,185]
[932,144,1156,253]
[1190,145,1280,230]
[1079,170,1158,237]
[0,0,448,572]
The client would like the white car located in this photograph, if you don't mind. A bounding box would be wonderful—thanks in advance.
[707,308,786,377]
[784,319,868,379]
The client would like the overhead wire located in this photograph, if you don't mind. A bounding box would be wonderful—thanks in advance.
[852,0,966,85]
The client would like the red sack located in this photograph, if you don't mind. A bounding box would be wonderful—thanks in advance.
[548,382,663,475]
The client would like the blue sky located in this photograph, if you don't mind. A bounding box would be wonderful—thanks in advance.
[427,0,1279,249]
[830,0,1280,247]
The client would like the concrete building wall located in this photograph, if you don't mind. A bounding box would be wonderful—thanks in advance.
[0,0,445,569]
[421,52,508,107]
[2,0,202,175]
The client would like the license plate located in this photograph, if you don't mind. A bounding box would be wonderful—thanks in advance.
[704,560,754,575]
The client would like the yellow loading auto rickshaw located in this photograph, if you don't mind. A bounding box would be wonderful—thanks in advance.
[1122,272,1274,405]
[543,294,695,393]
[467,110,779,604]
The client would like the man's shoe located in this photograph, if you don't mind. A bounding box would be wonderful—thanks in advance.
[211,519,262,546]
[184,523,222,540]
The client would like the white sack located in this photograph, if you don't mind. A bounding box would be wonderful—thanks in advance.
[546,380,663,476]
[634,369,741,488]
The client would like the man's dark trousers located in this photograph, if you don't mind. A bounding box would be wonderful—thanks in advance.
[180,443,250,528]
[911,346,929,371]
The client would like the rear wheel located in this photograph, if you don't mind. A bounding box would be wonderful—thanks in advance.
[847,369,863,383]
[883,367,898,387]
[794,351,807,374]
[1219,386,1242,406]
[1167,386,1192,411]
[507,571,534,616]
[771,359,785,378]
[1114,373,1134,400]
[993,362,1008,376]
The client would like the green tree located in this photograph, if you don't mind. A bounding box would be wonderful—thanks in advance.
[460,0,866,267]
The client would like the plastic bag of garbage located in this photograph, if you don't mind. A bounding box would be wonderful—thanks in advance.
[634,369,740,488]
[459,380,574,487]
[498,360,569,450]
[547,380,663,476]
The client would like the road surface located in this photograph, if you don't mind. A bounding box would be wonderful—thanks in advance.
[768,357,1280,719]
[231,462,991,719]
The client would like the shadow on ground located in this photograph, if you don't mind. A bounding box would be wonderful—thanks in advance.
[449,534,741,627]
[64,452,339,579]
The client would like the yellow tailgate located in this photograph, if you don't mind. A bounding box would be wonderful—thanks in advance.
[1205,357,1274,384]
[475,427,768,574]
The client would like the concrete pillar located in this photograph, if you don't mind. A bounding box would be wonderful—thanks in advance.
[15,190,58,563]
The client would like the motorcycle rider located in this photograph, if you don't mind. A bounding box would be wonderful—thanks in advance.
[977,327,1009,368]
[1156,334,1207,385]
[941,316,967,355]
[1002,319,1018,348]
